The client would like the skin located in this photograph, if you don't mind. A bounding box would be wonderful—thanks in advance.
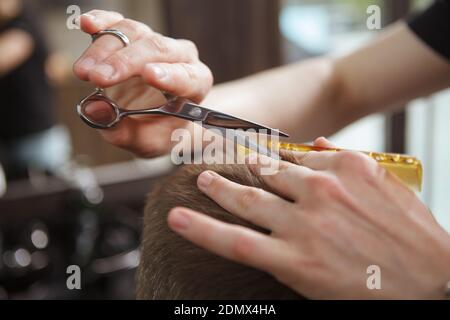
[73,10,450,298]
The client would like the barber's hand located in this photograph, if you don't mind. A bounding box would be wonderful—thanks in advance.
[168,137,450,299]
[73,10,213,157]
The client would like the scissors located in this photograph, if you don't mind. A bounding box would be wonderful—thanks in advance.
[76,87,289,154]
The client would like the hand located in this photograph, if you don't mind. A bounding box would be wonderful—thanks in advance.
[73,10,213,158]
[167,137,450,299]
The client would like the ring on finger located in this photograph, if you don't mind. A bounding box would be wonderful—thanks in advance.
[91,29,131,47]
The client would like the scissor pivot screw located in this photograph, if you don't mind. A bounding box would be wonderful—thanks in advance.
[189,107,202,118]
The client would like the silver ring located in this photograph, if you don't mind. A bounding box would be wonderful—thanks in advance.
[91,29,130,47]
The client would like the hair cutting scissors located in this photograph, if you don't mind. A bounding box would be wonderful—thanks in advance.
[76,87,289,162]
[76,87,289,139]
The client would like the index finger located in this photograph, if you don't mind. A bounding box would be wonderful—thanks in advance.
[167,207,290,275]
[80,10,124,34]
[74,11,125,80]
[284,150,334,171]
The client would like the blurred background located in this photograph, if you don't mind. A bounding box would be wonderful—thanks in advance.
[0,0,447,299]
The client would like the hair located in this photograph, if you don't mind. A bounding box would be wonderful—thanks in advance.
[137,157,303,300]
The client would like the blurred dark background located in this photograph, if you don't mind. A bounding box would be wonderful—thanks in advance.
[1,0,447,299]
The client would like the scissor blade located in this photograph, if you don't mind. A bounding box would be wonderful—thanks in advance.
[202,124,279,159]
[161,99,289,137]
[203,109,289,137]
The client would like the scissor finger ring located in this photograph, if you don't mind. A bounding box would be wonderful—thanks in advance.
[91,29,131,47]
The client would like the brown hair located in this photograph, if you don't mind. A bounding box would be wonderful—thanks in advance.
[137,160,302,300]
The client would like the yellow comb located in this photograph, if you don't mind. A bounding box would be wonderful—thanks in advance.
[237,142,423,191]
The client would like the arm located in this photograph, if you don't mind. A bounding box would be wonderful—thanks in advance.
[204,22,450,141]
[74,12,450,157]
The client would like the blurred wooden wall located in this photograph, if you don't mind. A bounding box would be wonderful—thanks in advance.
[164,0,281,83]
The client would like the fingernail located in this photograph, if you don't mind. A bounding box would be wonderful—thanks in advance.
[78,57,96,70]
[197,171,215,190]
[150,65,168,80]
[169,209,191,231]
[94,63,116,79]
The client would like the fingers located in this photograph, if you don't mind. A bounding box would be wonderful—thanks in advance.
[88,37,200,88]
[74,12,212,100]
[282,138,337,171]
[167,207,288,273]
[282,149,375,178]
[80,10,124,34]
[247,155,314,201]
[72,11,214,158]
[287,150,335,171]
[247,153,351,206]
[196,170,292,231]
[142,62,213,102]
[74,17,151,82]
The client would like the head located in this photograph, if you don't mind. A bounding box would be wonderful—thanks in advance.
[137,160,303,300]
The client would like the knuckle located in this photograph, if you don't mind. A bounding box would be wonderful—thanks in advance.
[172,64,198,97]
[142,34,169,55]
[265,163,288,184]
[120,19,150,39]
[267,160,292,179]
[206,65,214,86]
[237,187,262,211]
[279,160,292,171]
[199,62,214,88]
[105,52,131,73]
[180,63,197,81]
[304,173,341,195]
[122,18,140,29]
[73,59,87,77]
[334,151,376,176]
[231,234,253,261]
[204,174,221,195]
[293,151,316,166]
[179,39,199,58]
[334,151,362,167]
[270,161,289,176]
[135,22,152,35]
[102,130,130,149]
[175,62,212,101]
